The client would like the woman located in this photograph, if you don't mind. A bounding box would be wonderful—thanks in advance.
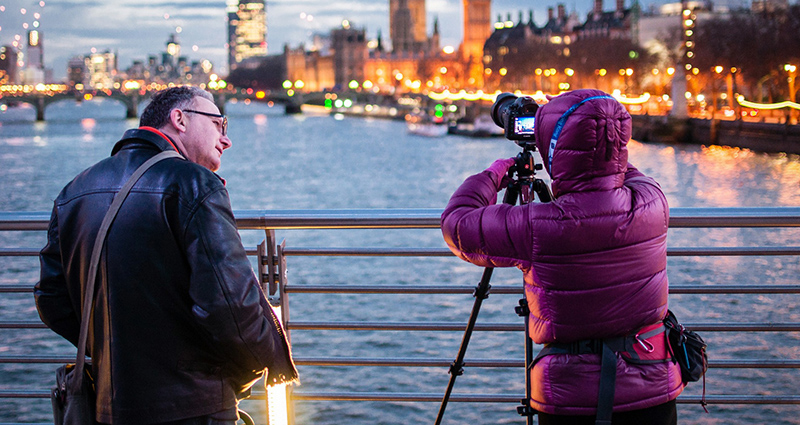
[441,89,683,424]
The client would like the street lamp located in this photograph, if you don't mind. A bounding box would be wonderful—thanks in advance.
[785,64,797,103]
[785,64,797,123]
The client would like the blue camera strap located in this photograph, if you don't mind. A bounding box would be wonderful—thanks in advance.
[547,95,614,171]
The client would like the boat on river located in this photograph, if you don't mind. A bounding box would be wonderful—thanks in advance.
[406,112,449,137]
[447,114,504,138]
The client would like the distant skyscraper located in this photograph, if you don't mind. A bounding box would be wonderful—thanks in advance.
[227,0,268,71]
[164,33,180,66]
[27,30,44,70]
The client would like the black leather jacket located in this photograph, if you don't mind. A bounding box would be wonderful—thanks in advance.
[35,129,287,424]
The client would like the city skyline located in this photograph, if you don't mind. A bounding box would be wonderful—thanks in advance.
[0,0,774,80]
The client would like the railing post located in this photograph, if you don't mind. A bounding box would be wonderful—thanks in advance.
[261,231,295,425]
[277,238,295,425]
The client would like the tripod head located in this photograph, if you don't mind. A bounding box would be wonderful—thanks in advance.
[503,141,553,205]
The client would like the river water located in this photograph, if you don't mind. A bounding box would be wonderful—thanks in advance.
[1,99,799,424]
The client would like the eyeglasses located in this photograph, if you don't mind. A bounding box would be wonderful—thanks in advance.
[182,109,228,136]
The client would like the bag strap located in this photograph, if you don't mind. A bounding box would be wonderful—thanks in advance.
[72,150,183,385]
[595,342,617,425]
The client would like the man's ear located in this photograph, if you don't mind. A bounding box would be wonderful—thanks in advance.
[169,108,188,133]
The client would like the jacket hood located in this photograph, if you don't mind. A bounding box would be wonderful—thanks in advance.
[534,89,631,197]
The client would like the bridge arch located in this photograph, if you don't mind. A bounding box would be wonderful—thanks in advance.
[0,92,143,122]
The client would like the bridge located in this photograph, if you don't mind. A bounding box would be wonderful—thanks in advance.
[0,85,326,121]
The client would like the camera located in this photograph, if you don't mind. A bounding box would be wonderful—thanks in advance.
[490,92,539,142]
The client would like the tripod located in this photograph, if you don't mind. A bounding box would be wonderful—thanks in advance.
[435,144,552,425]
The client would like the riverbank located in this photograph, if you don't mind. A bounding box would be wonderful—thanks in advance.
[631,115,800,155]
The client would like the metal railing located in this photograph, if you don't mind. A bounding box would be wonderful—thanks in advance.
[1,207,800,424]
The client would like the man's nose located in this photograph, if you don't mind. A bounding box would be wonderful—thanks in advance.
[221,135,232,150]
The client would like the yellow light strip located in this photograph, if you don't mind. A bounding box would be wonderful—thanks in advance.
[736,95,800,110]
[428,90,549,103]
[611,91,651,105]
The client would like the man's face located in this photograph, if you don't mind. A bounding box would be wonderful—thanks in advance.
[180,97,231,171]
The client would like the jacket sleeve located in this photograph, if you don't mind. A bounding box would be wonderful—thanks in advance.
[183,186,284,374]
[624,162,670,225]
[441,171,532,269]
[34,204,81,347]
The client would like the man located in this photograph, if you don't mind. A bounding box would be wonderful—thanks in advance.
[442,89,682,424]
[35,86,297,424]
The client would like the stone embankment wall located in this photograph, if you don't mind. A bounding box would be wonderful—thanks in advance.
[631,115,800,155]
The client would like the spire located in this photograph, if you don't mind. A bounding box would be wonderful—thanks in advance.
[434,16,439,35]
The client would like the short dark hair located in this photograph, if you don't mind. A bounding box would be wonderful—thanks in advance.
[139,86,214,129]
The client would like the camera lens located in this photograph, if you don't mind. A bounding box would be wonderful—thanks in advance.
[491,92,518,129]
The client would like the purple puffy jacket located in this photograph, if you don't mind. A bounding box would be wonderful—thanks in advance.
[441,89,683,415]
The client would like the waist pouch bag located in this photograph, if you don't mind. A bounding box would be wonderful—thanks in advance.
[663,309,708,383]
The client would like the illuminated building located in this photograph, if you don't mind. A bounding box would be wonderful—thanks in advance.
[751,0,789,13]
[390,0,427,53]
[85,50,117,90]
[27,31,44,70]
[227,0,268,71]
[483,11,543,91]
[0,45,20,84]
[67,56,87,88]
[462,0,491,87]
[331,22,368,88]
[163,33,180,66]
[22,30,46,84]
[577,0,634,39]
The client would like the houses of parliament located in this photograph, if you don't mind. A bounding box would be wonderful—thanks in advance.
[229,0,643,93]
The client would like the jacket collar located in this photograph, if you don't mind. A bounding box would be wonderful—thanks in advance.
[111,127,184,156]
[110,126,227,186]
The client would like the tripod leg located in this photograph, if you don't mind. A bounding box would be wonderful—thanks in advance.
[435,267,494,425]
[515,298,537,423]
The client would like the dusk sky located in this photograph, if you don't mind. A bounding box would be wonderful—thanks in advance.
[0,0,759,79]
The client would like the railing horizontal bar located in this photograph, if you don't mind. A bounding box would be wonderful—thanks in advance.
[233,209,443,230]
[2,246,799,258]
[0,322,48,329]
[283,284,800,295]
[711,359,800,368]
[0,390,49,399]
[0,286,33,293]
[3,320,799,332]
[293,357,800,368]
[4,283,798,295]
[286,321,800,332]
[288,321,523,332]
[2,207,800,231]
[670,285,800,294]
[294,357,523,367]
[668,207,800,228]
[0,355,794,369]
[1,389,799,406]
[283,246,800,257]
[5,283,800,295]
[284,285,520,294]
[288,392,800,404]
[284,247,453,256]
[0,248,40,256]
[0,355,79,363]
[668,247,800,256]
